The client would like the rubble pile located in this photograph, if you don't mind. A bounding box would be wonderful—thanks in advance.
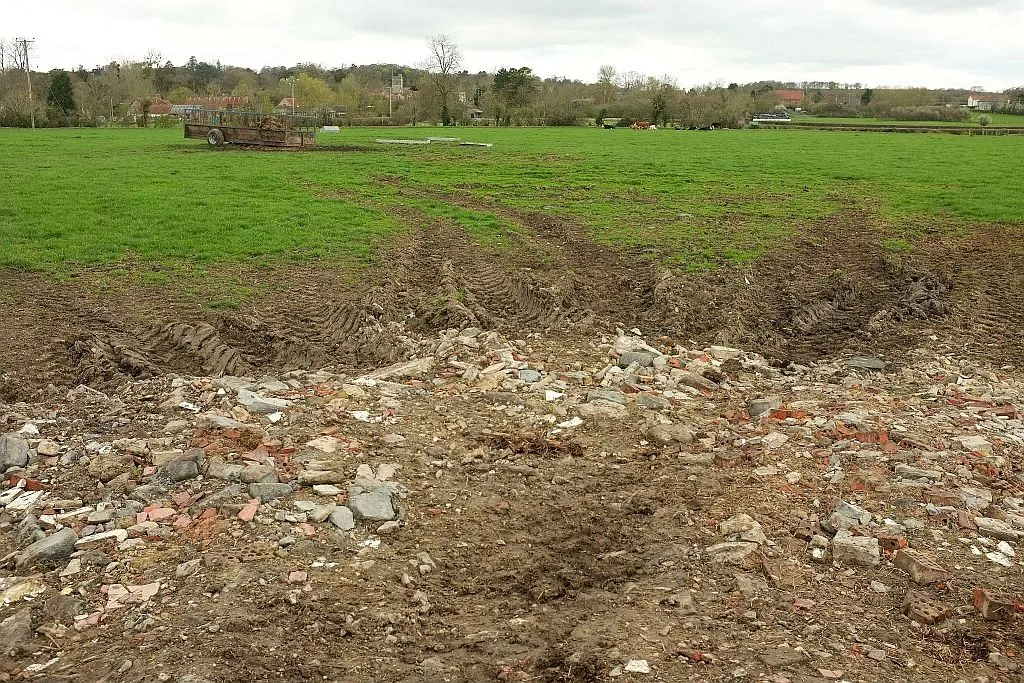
[0,327,1021,680]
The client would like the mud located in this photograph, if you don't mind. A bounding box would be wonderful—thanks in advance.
[1,205,1022,400]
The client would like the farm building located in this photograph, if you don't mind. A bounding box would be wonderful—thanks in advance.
[184,96,249,110]
[773,89,805,108]
[967,94,993,111]
[128,97,172,116]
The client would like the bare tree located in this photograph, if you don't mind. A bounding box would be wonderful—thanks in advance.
[424,34,462,125]
[597,65,616,104]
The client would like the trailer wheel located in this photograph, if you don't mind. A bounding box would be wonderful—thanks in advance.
[207,128,225,146]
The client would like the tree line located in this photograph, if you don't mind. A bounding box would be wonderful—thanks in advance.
[2,36,1022,128]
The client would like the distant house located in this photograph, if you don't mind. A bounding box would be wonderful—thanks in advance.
[185,96,249,110]
[773,89,805,108]
[128,97,172,116]
[276,97,298,113]
[467,108,484,119]
[967,94,993,111]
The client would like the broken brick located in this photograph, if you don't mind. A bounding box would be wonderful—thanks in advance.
[901,590,952,625]
[973,589,1014,621]
[892,549,950,585]
[875,531,907,554]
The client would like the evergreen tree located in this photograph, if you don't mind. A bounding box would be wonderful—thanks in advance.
[47,70,76,114]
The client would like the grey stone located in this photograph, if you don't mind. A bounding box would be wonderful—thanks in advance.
[518,369,542,383]
[308,504,336,523]
[618,351,655,368]
[747,396,782,418]
[160,459,199,482]
[191,485,242,513]
[236,388,292,414]
[676,371,718,392]
[706,541,760,564]
[0,434,30,469]
[0,608,33,653]
[59,450,80,467]
[349,490,396,521]
[44,594,84,623]
[645,423,694,445]
[87,509,115,524]
[175,559,202,578]
[240,464,278,484]
[248,482,293,502]
[831,529,880,567]
[329,506,355,530]
[207,459,244,482]
[587,389,626,405]
[198,414,246,430]
[842,356,887,372]
[636,393,671,410]
[720,514,768,545]
[974,517,1019,542]
[15,528,79,570]
[894,464,941,481]
[757,647,807,668]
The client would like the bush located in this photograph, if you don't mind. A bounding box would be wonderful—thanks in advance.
[545,113,582,126]
[871,105,970,123]
[979,114,991,127]
[616,117,635,128]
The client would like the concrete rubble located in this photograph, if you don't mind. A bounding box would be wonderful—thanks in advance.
[0,326,1021,680]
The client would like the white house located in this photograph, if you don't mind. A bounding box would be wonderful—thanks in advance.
[967,94,993,111]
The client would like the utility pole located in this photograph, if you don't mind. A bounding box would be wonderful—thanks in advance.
[389,70,393,118]
[16,38,36,130]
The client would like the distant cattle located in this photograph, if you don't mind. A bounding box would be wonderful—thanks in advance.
[631,120,653,130]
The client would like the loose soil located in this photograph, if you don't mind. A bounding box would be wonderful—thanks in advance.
[1,207,1022,683]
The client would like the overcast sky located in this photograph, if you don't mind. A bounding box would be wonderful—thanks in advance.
[8,1,1023,89]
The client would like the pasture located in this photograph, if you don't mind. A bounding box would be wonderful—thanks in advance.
[3,125,1024,279]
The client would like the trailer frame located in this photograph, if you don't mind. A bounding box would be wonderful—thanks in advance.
[183,109,318,148]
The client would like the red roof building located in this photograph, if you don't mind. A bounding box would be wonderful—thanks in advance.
[773,89,805,107]
[184,96,249,109]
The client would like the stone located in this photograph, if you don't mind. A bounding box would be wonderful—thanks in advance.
[76,529,128,547]
[973,588,1013,621]
[831,530,880,567]
[248,482,293,502]
[0,608,33,653]
[758,647,807,668]
[869,581,890,594]
[587,389,626,405]
[988,652,1019,672]
[240,464,278,484]
[349,490,396,521]
[824,500,872,532]
[706,541,760,564]
[894,464,941,481]
[192,484,243,513]
[362,357,433,380]
[577,403,627,420]
[720,514,768,545]
[298,470,347,486]
[748,396,782,418]
[0,433,30,470]
[618,352,655,368]
[87,509,115,524]
[15,528,79,570]
[313,484,343,496]
[236,389,292,415]
[676,371,718,392]
[842,356,886,371]
[160,459,199,482]
[974,516,1019,541]
[645,423,694,446]
[892,549,949,585]
[308,504,336,523]
[44,594,84,623]
[959,486,993,511]
[762,432,789,450]
[623,659,651,674]
[377,520,400,534]
[957,435,992,455]
[329,506,355,531]
[901,590,951,625]
[176,559,202,579]
[88,452,133,482]
[636,393,671,410]
[36,439,60,457]
[518,369,542,382]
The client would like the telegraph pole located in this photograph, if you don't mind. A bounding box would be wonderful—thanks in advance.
[16,38,36,130]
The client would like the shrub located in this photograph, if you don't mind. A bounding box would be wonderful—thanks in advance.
[978,114,991,127]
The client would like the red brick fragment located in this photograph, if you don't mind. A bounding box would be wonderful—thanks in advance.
[893,549,949,585]
[974,589,1014,621]
[901,590,952,625]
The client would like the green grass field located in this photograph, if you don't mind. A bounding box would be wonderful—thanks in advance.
[792,112,1024,127]
[2,126,1023,275]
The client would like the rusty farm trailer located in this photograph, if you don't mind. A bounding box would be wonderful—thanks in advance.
[184,109,317,148]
